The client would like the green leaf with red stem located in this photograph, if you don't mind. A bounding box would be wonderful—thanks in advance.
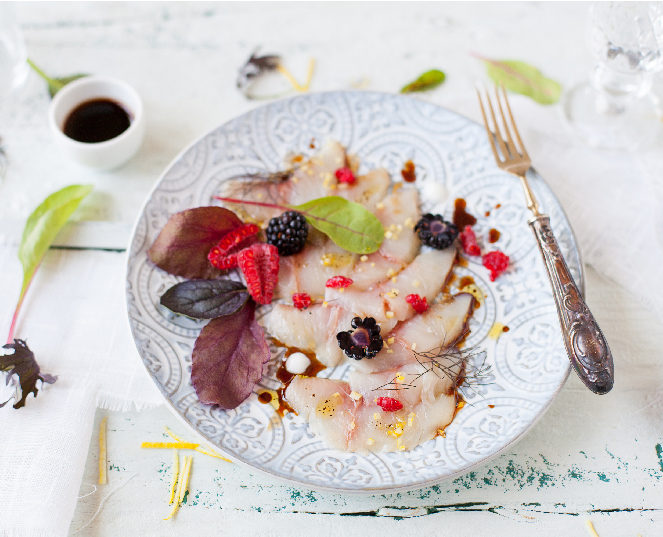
[8,184,93,343]
[214,195,385,254]
[473,54,562,105]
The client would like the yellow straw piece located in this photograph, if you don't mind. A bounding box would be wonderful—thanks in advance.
[277,63,304,91]
[168,450,179,505]
[98,417,107,485]
[301,58,316,91]
[585,520,600,537]
[164,455,185,521]
[141,442,199,449]
[178,456,193,505]
[164,427,232,463]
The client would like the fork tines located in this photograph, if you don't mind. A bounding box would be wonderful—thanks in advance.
[476,84,530,165]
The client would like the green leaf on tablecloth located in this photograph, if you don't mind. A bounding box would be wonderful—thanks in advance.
[47,74,88,98]
[476,55,562,105]
[400,69,446,93]
[27,58,88,98]
[6,184,93,346]
[0,340,57,409]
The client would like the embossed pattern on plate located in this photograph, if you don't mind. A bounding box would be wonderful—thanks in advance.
[126,91,581,493]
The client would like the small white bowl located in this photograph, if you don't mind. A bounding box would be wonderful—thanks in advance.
[48,75,146,171]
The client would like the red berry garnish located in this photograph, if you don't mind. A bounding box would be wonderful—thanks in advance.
[460,225,481,257]
[326,276,353,289]
[208,223,260,270]
[237,243,280,304]
[482,250,509,282]
[292,293,311,310]
[375,397,403,412]
[335,167,355,184]
[405,294,429,314]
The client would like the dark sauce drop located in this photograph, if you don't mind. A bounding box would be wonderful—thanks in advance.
[258,391,273,404]
[401,160,416,183]
[488,228,501,243]
[458,276,475,288]
[453,198,477,229]
[502,325,510,333]
[63,98,131,143]
[488,404,495,409]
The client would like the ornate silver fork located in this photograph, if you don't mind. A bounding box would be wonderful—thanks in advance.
[477,85,614,395]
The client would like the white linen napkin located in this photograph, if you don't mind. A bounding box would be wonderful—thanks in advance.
[438,93,663,322]
[0,245,163,537]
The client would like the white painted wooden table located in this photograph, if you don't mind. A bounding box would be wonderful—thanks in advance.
[3,3,663,535]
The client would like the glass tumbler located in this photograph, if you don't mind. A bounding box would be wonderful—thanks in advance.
[0,3,29,100]
[563,2,663,151]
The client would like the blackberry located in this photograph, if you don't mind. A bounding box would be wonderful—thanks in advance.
[414,214,459,250]
[336,317,383,360]
[266,211,308,256]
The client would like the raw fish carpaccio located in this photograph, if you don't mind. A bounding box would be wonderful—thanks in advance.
[221,140,476,453]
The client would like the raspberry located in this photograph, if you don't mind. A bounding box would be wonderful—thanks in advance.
[415,214,459,250]
[292,293,311,310]
[405,294,429,314]
[266,211,308,256]
[326,276,353,289]
[208,223,260,270]
[237,243,280,304]
[482,250,509,282]
[460,225,481,257]
[335,167,355,184]
[336,317,383,360]
[375,397,403,412]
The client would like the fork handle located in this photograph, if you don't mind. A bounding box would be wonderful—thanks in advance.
[528,215,614,394]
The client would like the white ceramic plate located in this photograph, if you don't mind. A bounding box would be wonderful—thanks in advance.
[126,91,582,493]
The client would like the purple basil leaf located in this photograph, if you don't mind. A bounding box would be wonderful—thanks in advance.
[0,340,58,409]
[148,206,243,280]
[160,279,249,320]
[191,302,270,409]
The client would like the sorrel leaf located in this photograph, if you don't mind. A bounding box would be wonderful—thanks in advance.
[477,55,562,105]
[160,279,249,319]
[27,59,88,98]
[214,195,386,254]
[401,69,446,93]
[0,340,57,409]
[191,302,270,409]
[7,184,93,343]
[291,196,385,254]
[47,74,88,98]
[148,206,243,280]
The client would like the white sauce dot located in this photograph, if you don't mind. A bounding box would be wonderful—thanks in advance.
[285,352,311,375]
[422,181,448,204]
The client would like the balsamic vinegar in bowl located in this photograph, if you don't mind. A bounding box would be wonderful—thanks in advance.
[63,98,131,144]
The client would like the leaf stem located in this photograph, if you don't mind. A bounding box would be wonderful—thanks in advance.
[26,58,63,91]
[214,196,289,212]
[6,267,37,345]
